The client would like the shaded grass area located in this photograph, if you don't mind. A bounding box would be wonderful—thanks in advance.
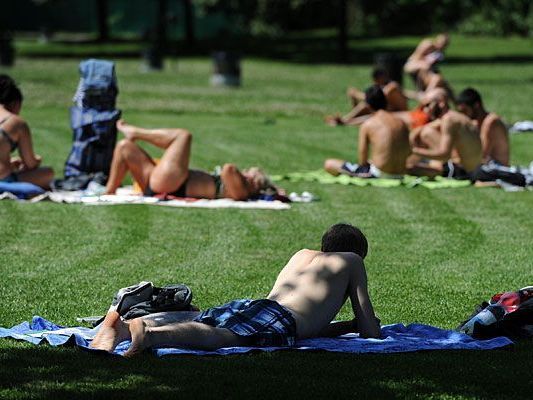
[1,343,532,400]
[14,33,533,64]
[0,41,533,398]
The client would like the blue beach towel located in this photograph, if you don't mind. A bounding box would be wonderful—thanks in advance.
[0,181,45,199]
[0,316,513,357]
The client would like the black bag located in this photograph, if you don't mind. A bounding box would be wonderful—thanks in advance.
[109,281,194,321]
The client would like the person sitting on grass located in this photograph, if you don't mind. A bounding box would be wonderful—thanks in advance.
[324,87,411,178]
[408,107,483,180]
[0,75,54,189]
[326,68,408,126]
[105,120,280,200]
[90,223,381,356]
[456,87,509,166]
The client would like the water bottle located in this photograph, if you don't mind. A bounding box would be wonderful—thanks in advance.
[460,305,505,336]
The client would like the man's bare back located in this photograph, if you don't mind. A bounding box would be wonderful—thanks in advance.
[268,249,379,339]
[479,113,509,165]
[361,111,411,174]
[411,110,482,174]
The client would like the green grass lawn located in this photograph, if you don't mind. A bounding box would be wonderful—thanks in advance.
[1,35,532,399]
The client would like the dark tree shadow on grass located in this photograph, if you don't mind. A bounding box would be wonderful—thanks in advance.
[20,36,533,65]
[0,341,532,399]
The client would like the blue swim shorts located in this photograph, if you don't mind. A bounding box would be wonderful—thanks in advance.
[193,299,297,347]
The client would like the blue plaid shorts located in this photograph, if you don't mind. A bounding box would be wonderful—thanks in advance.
[193,299,297,347]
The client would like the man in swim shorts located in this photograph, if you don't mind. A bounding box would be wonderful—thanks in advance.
[408,109,483,179]
[90,223,381,356]
[456,87,509,166]
[324,91,412,179]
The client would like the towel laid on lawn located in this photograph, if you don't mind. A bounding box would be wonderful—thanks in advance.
[0,316,513,357]
[271,170,472,189]
[0,187,291,210]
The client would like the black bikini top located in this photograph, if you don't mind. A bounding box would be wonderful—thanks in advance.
[0,116,17,152]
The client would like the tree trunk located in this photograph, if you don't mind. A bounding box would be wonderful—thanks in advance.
[156,0,168,51]
[183,0,195,47]
[96,0,109,41]
[338,0,348,63]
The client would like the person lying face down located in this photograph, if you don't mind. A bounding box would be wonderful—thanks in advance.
[0,74,54,189]
[324,86,412,178]
[90,223,381,356]
[456,87,509,166]
[105,120,281,200]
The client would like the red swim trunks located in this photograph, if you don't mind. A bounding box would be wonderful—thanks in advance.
[409,108,430,129]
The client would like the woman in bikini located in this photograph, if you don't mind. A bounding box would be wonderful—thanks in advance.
[0,75,54,189]
[105,120,279,200]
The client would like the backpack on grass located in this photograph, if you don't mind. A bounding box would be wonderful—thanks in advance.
[56,59,121,190]
[457,286,533,340]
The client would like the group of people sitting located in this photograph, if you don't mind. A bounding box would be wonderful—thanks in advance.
[324,34,531,187]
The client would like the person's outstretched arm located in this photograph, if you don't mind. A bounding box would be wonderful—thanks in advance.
[348,255,381,339]
[14,119,41,170]
[358,123,370,166]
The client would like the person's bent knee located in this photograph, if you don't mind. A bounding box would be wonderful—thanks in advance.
[324,159,342,175]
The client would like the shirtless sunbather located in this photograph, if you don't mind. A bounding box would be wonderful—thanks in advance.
[408,109,482,179]
[404,34,449,88]
[456,87,509,166]
[90,223,381,356]
[326,68,408,126]
[324,108,411,178]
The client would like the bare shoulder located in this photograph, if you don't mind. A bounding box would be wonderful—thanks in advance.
[289,248,321,262]
[4,114,27,130]
[364,110,389,127]
[315,251,363,270]
[484,113,507,132]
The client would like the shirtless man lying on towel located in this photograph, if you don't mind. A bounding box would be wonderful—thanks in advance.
[90,223,381,356]
[324,87,411,178]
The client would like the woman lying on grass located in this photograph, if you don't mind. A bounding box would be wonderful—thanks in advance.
[106,120,280,200]
[0,75,54,189]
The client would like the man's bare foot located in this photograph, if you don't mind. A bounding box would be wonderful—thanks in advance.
[90,311,131,353]
[116,119,138,141]
[124,318,150,357]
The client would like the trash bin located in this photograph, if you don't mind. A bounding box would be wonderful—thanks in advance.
[142,46,164,71]
[211,51,241,87]
[0,31,15,67]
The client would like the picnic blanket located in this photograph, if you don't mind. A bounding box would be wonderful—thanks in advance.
[271,170,472,189]
[0,316,513,357]
[0,187,291,210]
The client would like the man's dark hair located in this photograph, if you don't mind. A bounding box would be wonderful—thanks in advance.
[371,67,388,81]
[365,85,387,111]
[0,74,23,106]
[321,223,369,259]
[456,87,482,107]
